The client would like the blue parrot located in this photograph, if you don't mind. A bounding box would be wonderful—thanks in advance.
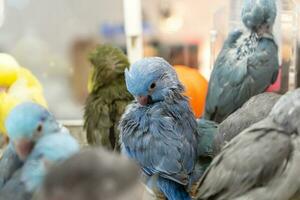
[204,0,279,123]
[119,57,199,200]
[0,132,79,200]
[0,102,78,197]
[5,102,63,160]
[0,102,63,190]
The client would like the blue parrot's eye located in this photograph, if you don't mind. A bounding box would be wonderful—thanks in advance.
[37,125,42,132]
[150,82,156,90]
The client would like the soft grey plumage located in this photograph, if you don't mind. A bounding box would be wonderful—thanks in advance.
[213,92,281,155]
[40,148,142,200]
[204,0,279,123]
[196,89,300,200]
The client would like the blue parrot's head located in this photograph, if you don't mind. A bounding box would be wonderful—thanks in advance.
[125,57,183,106]
[5,102,59,160]
[241,0,276,34]
[21,132,80,192]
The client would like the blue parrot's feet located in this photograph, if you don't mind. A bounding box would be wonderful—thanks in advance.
[155,191,167,200]
[189,182,200,199]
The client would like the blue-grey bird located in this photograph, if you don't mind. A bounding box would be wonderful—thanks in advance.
[119,57,199,200]
[190,93,280,197]
[40,148,146,200]
[196,89,300,200]
[213,92,281,155]
[204,0,279,123]
[0,132,79,200]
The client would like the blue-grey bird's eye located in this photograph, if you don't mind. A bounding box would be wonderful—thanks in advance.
[149,82,156,90]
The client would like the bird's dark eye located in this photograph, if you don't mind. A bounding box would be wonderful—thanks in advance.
[150,82,156,89]
[37,124,43,132]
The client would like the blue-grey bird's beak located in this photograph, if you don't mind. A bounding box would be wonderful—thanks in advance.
[137,96,149,106]
[14,139,34,160]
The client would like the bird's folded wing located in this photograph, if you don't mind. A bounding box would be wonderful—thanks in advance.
[196,120,291,200]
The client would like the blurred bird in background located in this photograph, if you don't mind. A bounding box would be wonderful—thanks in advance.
[84,45,133,151]
[0,131,79,200]
[40,148,149,200]
[119,57,198,200]
[204,0,279,123]
[196,88,300,200]
[0,53,47,146]
[0,102,77,198]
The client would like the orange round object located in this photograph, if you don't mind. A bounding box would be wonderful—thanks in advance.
[174,65,208,118]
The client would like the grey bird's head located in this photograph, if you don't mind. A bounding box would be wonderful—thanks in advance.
[241,0,277,34]
[269,89,300,134]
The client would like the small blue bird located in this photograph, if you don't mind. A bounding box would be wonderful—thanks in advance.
[0,102,63,190]
[5,102,62,160]
[0,102,79,199]
[119,57,199,200]
[204,0,279,123]
[0,132,79,200]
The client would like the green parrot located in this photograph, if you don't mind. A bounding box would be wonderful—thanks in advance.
[84,45,133,151]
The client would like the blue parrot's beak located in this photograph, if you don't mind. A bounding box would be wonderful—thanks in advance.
[137,96,149,106]
[14,139,34,160]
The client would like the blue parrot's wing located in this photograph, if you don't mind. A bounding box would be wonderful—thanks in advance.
[196,118,218,157]
[205,35,279,122]
[121,104,198,186]
[0,169,32,200]
[0,143,22,189]
[196,119,291,199]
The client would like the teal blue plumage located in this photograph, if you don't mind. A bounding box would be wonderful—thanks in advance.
[188,118,218,196]
[120,57,198,200]
[204,0,279,123]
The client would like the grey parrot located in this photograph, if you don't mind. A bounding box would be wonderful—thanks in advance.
[204,0,279,123]
[195,88,300,200]
[213,92,281,155]
[40,148,145,200]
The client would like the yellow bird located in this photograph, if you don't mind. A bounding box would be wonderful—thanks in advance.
[0,53,48,138]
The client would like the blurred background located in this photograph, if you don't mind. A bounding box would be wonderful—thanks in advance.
[0,0,299,119]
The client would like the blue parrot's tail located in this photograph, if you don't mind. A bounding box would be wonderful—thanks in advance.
[157,176,191,200]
